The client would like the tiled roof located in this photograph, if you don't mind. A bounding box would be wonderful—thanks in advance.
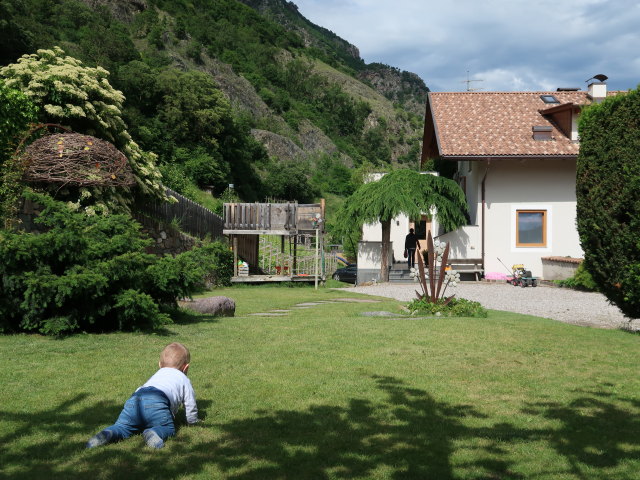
[428,91,592,158]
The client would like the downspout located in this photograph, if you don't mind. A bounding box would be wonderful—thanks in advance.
[481,160,491,275]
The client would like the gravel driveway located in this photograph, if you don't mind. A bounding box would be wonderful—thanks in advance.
[346,282,639,331]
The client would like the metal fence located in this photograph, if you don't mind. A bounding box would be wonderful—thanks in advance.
[135,188,224,240]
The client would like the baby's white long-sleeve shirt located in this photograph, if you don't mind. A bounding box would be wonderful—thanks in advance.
[140,367,199,424]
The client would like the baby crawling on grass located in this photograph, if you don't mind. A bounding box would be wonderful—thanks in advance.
[86,342,199,449]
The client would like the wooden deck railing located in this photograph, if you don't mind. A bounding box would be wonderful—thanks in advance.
[224,202,322,233]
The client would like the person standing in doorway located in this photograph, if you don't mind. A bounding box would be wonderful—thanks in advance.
[404,228,418,269]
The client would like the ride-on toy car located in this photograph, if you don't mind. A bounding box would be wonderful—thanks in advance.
[509,264,538,287]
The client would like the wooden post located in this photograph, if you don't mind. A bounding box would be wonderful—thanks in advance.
[315,227,319,290]
[233,235,238,277]
[320,227,325,283]
[293,235,297,274]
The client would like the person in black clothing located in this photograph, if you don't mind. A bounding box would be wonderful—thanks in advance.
[404,228,418,269]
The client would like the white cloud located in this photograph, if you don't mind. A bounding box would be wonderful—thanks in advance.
[294,0,640,92]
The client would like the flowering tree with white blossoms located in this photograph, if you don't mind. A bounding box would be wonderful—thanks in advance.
[412,230,460,304]
[0,47,165,212]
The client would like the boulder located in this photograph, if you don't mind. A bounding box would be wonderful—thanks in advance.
[182,296,235,317]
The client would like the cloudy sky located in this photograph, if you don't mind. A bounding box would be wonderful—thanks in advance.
[293,0,639,93]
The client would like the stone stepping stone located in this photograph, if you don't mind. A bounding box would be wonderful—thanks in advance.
[270,309,291,313]
[361,311,399,317]
[334,298,381,303]
[247,312,289,316]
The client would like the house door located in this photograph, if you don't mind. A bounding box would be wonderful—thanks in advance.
[415,215,432,252]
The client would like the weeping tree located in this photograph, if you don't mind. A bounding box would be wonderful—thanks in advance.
[336,169,468,282]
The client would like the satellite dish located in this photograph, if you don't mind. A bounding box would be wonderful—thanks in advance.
[585,74,608,83]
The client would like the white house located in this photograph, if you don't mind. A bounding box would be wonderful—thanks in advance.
[421,79,615,279]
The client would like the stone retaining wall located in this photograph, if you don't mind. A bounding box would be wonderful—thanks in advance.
[134,214,198,256]
[541,256,582,281]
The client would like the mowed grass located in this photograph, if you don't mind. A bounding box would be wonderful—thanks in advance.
[1,285,639,480]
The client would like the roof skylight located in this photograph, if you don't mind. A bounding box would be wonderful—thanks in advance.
[540,95,560,104]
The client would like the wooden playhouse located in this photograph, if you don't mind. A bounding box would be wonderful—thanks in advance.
[223,202,326,283]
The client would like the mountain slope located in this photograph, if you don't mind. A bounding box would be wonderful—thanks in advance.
[238,0,429,114]
[1,0,431,203]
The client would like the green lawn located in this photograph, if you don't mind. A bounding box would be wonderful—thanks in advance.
[1,286,639,480]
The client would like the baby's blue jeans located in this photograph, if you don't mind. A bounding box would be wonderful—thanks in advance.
[104,387,175,442]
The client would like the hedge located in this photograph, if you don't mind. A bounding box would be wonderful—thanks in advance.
[576,86,640,317]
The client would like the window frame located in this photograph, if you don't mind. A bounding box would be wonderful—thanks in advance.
[515,209,547,247]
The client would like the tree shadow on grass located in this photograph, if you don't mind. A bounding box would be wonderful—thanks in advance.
[0,378,519,480]
[148,308,221,335]
[0,395,215,480]
[210,375,523,480]
[169,307,222,326]
[522,384,640,479]
[0,394,122,479]
[2,379,638,479]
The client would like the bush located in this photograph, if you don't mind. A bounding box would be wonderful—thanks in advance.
[263,159,319,203]
[0,80,38,227]
[146,241,233,304]
[554,262,598,291]
[406,297,488,318]
[0,190,232,334]
[576,87,640,317]
[0,47,165,208]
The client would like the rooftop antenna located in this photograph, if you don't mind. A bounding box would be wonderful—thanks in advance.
[585,73,608,83]
[462,70,484,91]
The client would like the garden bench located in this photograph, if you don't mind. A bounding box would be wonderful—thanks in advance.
[447,258,483,281]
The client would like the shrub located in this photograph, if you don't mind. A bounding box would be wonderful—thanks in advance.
[0,80,38,227]
[406,297,488,318]
[263,159,319,203]
[0,190,232,334]
[576,86,640,317]
[0,47,165,210]
[554,262,598,291]
[146,241,233,304]
[0,80,37,163]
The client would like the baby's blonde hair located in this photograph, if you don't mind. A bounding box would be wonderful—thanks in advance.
[159,342,190,369]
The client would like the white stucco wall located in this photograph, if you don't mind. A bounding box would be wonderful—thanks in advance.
[362,213,410,263]
[458,158,582,278]
[458,160,483,225]
[360,161,582,279]
[437,225,481,259]
[357,241,394,283]
[357,241,387,269]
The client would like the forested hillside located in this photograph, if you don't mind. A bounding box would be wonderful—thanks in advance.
[0,0,429,211]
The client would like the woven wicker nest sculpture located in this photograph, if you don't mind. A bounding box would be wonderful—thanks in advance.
[21,133,136,187]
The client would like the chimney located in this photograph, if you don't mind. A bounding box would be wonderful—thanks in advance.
[587,74,608,103]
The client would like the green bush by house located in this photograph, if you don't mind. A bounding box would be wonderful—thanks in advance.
[554,262,598,292]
